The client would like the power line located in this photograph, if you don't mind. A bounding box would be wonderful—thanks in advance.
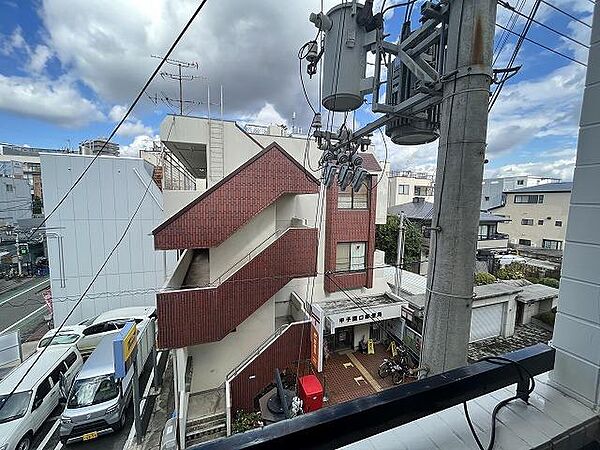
[494,22,588,67]
[24,0,211,245]
[497,0,590,49]
[540,0,592,28]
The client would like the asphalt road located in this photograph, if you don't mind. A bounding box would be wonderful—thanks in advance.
[0,277,49,335]
[37,352,163,450]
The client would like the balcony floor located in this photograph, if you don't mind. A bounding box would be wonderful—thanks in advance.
[342,372,599,450]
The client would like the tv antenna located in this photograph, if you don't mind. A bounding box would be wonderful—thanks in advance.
[148,56,203,115]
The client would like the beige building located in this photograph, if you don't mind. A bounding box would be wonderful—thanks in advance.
[494,182,572,250]
[387,170,434,207]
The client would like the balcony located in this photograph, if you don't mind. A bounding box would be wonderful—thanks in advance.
[157,227,318,348]
[477,232,509,250]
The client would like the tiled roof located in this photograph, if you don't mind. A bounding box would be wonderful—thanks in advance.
[361,153,382,172]
[506,181,573,193]
[389,201,507,223]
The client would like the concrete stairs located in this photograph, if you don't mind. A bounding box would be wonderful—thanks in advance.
[185,412,227,446]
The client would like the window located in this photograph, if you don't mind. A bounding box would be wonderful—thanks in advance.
[338,182,369,209]
[514,194,544,204]
[484,196,490,201]
[336,242,366,272]
[398,184,410,195]
[517,180,525,185]
[521,218,534,226]
[83,322,117,336]
[50,363,66,384]
[543,239,563,250]
[5,184,13,192]
[33,378,52,410]
[538,219,544,225]
[414,186,434,196]
[555,220,563,227]
[64,351,78,369]
[519,239,532,246]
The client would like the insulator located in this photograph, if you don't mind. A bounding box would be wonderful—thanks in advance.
[338,164,353,191]
[351,154,363,167]
[306,41,319,63]
[351,168,369,192]
[323,164,337,187]
[311,112,322,130]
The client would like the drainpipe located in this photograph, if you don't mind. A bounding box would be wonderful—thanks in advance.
[225,380,232,436]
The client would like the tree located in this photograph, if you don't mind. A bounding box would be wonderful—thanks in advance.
[496,262,525,280]
[376,215,422,268]
[474,272,496,285]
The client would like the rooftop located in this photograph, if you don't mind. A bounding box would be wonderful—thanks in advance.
[506,181,573,194]
[388,201,508,223]
[319,293,399,314]
[516,283,559,304]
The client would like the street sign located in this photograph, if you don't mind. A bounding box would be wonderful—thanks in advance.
[113,321,138,379]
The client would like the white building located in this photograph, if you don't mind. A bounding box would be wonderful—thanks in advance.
[481,175,560,210]
[79,138,120,157]
[387,170,434,208]
[40,153,177,325]
[0,177,32,225]
[494,182,572,250]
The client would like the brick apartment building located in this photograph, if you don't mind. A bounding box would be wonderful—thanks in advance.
[151,115,396,445]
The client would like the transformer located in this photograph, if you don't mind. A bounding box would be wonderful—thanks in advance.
[317,3,368,112]
[385,24,440,145]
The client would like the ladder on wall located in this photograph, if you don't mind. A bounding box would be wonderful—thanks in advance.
[209,118,225,185]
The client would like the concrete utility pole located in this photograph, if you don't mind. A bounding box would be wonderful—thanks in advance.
[420,0,497,375]
[394,212,405,296]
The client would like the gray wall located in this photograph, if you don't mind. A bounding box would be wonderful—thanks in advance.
[0,177,32,224]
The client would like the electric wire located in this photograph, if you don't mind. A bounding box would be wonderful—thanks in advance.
[540,0,592,28]
[381,0,418,17]
[494,0,526,65]
[497,0,590,49]
[23,0,211,245]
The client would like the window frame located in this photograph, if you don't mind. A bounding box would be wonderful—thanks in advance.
[521,218,534,226]
[397,184,410,195]
[519,239,532,246]
[514,194,544,204]
[335,242,367,272]
[414,185,434,197]
[542,239,563,250]
[555,220,563,227]
[338,180,370,210]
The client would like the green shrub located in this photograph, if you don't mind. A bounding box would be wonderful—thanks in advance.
[232,410,263,434]
[497,262,525,280]
[474,272,496,285]
[539,277,560,289]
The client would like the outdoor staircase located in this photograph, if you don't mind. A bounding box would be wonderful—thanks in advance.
[185,412,227,446]
[209,119,225,185]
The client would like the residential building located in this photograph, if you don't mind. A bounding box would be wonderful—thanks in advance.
[481,175,560,210]
[0,177,32,225]
[494,182,572,250]
[79,138,120,156]
[40,153,177,325]
[387,170,434,208]
[388,199,509,274]
[152,115,390,445]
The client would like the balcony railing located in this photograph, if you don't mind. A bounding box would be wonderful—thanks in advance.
[478,232,509,241]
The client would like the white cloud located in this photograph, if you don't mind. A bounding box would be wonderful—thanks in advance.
[486,158,576,181]
[120,134,158,157]
[109,104,127,122]
[28,45,53,73]
[116,119,153,137]
[0,74,104,127]
[243,102,287,126]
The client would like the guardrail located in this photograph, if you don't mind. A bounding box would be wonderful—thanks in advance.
[197,344,555,450]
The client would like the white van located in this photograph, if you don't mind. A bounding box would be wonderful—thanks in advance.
[0,346,83,450]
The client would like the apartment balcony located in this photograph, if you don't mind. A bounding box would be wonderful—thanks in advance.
[477,232,509,250]
[157,227,318,348]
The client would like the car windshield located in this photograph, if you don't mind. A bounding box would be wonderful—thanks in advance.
[67,376,119,408]
[38,333,80,347]
[0,391,31,423]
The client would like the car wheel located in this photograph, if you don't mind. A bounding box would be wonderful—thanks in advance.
[16,435,31,450]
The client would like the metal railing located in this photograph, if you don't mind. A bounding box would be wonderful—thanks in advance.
[478,232,509,241]
[389,170,434,180]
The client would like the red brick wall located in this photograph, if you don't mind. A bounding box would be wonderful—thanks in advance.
[154,144,319,250]
[157,228,318,348]
[230,322,311,413]
[324,177,377,293]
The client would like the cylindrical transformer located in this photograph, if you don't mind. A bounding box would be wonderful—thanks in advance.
[321,3,367,112]
[385,24,440,145]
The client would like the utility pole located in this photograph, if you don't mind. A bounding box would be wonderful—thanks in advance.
[394,212,405,296]
[150,56,202,116]
[15,232,22,276]
[420,0,497,375]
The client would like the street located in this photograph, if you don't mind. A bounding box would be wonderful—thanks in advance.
[0,277,49,337]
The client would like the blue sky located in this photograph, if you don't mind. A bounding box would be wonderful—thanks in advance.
[0,0,593,180]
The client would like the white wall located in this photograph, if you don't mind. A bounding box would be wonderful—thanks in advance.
[387,175,434,207]
[188,298,275,392]
[41,153,177,325]
[0,177,32,224]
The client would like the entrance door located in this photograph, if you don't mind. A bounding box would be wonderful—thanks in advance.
[335,327,354,351]
[370,324,381,342]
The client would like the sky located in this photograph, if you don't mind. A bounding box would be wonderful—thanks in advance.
[0,0,593,181]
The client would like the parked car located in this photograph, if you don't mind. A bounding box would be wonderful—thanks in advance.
[59,319,154,444]
[39,306,157,356]
[0,346,83,450]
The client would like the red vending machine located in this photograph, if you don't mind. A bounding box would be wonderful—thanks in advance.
[298,375,324,412]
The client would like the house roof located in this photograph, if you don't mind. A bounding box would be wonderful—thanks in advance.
[361,153,383,173]
[506,182,573,194]
[388,201,508,223]
[474,283,523,299]
[516,283,559,304]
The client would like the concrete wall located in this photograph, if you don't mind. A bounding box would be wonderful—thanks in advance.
[496,191,571,247]
[481,176,560,210]
[0,177,32,224]
[163,190,202,219]
[188,298,275,393]
[41,153,177,325]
